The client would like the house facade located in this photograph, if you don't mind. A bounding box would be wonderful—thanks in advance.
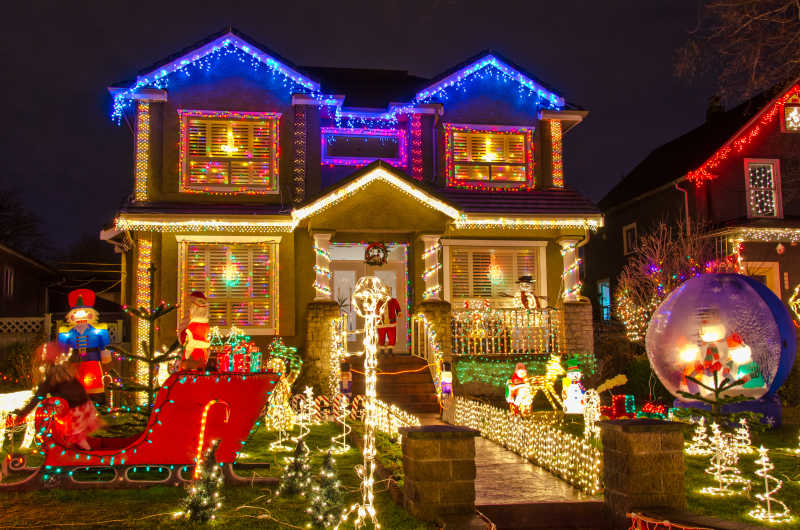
[104,29,601,391]
[586,81,800,321]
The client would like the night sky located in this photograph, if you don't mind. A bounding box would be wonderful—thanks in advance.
[1,1,714,252]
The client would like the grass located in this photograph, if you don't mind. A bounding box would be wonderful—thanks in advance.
[0,418,432,529]
[684,423,800,529]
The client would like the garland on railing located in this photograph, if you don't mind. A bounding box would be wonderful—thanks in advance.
[443,397,602,495]
[454,353,597,388]
[450,306,561,356]
[373,398,421,440]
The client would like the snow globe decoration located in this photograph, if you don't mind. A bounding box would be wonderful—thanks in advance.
[645,273,796,425]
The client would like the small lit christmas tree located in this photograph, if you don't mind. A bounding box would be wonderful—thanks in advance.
[685,416,712,456]
[699,423,746,496]
[734,417,754,455]
[748,446,793,524]
[307,450,345,529]
[174,439,224,523]
[277,438,312,497]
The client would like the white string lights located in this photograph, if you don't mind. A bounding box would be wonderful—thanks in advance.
[748,446,793,524]
[685,416,712,456]
[582,389,600,440]
[734,418,754,455]
[699,423,748,496]
[331,393,351,454]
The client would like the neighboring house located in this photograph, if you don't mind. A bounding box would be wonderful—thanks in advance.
[103,28,601,390]
[586,81,800,320]
[0,242,57,318]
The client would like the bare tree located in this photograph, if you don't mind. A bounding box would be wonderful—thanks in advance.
[615,221,717,342]
[676,0,800,101]
[0,188,50,258]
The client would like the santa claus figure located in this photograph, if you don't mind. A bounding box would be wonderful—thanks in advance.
[179,291,210,370]
[506,362,532,415]
[59,289,112,405]
[376,289,402,355]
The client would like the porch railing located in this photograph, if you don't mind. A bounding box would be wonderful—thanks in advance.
[450,307,562,356]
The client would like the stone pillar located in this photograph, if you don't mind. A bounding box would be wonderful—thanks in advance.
[561,301,593,353]
[415,300,453,359]
[401,425,479,524]
[558,238,581,302]
[312,232,333,301]
[601,419,686,529]
[300,301,340,395]
[419,234,442,301]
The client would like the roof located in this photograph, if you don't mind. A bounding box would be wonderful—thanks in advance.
[440,187,601,215]
[599,85,786,211]
[300,66,428,108]
[0,241,57,275]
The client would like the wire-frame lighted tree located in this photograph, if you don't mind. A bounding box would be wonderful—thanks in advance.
[109,264,182,414]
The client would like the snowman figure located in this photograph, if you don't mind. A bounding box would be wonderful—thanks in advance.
[561,357,586,414]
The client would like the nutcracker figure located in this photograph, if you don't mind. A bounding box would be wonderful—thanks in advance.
[58,289,111,405]
[179,291,210,370]
[376,288,402,355]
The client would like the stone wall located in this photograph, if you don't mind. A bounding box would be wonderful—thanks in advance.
[415,300,453,360]
[401,425,479,523]
[601,419,686,529]
[561,301,594,353]
[298,301,340,395]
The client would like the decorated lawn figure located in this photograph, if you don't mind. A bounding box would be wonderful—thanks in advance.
[517,275,543,310]
[376,287,401,355]
[506,362,533,415]
[179,291,210,371]
[561,357,586,414]
[59,289,111,405]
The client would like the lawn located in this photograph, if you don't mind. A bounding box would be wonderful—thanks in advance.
[0,418,432,529]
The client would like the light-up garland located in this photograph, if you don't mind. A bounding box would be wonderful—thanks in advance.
[443,123,534,190]
[293,105,307,204]
[748,446,794,524]
[135,238,153,402]
[454,215,601,230]
[116,215,296,233]
[454,353,597,388]
[445,397,602,495]
[687,84,800,183]
[178,109,281,195]
[550,120,564,188]
[134,101,150,202]
[321,127,407,167]
[410,114,423,180]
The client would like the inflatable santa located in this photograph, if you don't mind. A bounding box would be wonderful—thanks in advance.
[58,289,111,405]
[377,290,402,355]
[179,291,210,370]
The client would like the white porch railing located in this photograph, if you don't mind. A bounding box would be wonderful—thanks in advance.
[450,307,562,356]
[0,316,124,344]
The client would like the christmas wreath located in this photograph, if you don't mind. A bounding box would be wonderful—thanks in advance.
[364,242,389,266]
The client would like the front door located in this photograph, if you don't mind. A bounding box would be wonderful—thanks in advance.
[330,244,408,353]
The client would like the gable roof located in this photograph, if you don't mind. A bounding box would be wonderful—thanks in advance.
[301,67,428,108]
[599,83,789,211]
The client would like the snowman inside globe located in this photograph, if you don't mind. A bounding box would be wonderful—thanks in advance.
[646,273,796,424]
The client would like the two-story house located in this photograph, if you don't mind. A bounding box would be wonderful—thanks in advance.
[103,28,601,392]
[586,81,800,321]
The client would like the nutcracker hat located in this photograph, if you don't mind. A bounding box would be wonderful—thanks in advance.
[68,288,96,309]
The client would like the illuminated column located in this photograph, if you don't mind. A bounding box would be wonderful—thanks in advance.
[134,101,150,202]
[135,236,153,401]
[312,232,333,301]
[420,235,442,301]
[549,120,564,188]
[559,239,582,301]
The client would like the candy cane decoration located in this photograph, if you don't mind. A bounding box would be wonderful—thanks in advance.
[291,394,304,414]
[331,393,351,454]
[350,395,365,421]
[314,395,330,423]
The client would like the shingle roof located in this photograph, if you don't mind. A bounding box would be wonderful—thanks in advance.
[599,86,784,211]
[439,187,600,215]
[300,66,429,108]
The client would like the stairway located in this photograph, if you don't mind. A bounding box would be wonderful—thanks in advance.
[349,354,440,415]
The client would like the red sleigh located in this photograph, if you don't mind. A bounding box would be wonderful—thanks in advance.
[1,371,280,490]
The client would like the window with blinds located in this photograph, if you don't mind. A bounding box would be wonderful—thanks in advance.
[181,111,279,193]
[449,247,538,300]
[182,242,277,332]
[449,127,530,184]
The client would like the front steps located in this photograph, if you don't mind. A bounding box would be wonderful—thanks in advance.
[349,354,440,415]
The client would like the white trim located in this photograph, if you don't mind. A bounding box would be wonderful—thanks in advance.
[175,235,282,243]
[441,239,547,247]
[744,158,783,219]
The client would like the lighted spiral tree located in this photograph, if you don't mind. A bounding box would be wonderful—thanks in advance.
[346,276,390,529]
[748,446,793,524]
[331,392,351,454]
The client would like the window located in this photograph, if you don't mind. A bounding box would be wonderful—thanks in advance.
[745,159,782,218]
[623,223,638,255]
[179,109,280,194]
[449,247,539,301]
[180,240,278,333]
[597,279,611,320]
[2,266,13,297]
[321,127,407,167]
[782,95,800,132]
[444,124,533,188]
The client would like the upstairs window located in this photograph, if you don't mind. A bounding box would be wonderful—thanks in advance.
[782,94,800,132]
[321,127,407,167]
[623,223,637,255]
[179,110,280,194]
[445,124,533,189]
[597,279,611,320]
[745,159,782,218]
[180,240,278,333]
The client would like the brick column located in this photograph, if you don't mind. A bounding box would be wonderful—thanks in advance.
[299,301,340,395]
[561,301,593,353]
[401,425,479,523]
[601,419,686,529]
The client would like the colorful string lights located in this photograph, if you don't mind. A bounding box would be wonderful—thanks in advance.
[135,238,153,401]
[134,102,150,202]
[550,120,564,187]
[410,114,424,180]
[293,105,307,204]
[321,127,407,167]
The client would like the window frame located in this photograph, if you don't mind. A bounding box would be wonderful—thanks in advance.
[597,278,611,321]
[178,109,281,195]
[444,123,534,189]
[744,158,782,219]
[176,235,280,335]
[622,222,638,255]
[781,97,800,132]
[320,127,407,167]
[441,239,547,306]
